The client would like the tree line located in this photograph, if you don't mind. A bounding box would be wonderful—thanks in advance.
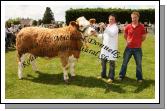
[65,8,155,24]
[5,7,155,27]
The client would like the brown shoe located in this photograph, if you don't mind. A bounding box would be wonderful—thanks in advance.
[107,79,113,84]
[138,80,143,83]
[97,76,102,79]
[97,76,107,80]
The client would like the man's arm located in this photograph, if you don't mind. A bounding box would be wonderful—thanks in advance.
[124,33,127,40]
[142,34,147,41]
[124,27,128,40]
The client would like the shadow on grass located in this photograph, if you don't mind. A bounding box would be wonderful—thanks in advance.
[24,71,126,94]
[24,71,154,94]
[115,77,155,93]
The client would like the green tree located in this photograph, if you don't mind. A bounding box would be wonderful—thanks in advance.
[42,7,55,24]
[37,19,43,25]
[32,20,37,26]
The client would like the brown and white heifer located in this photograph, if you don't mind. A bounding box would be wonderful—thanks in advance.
[16,17,96,83]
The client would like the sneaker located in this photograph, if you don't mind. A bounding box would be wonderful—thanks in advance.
[107,79,113,84]
[138,80,143,83]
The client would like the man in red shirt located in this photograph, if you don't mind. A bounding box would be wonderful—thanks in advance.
[119,11,147,83]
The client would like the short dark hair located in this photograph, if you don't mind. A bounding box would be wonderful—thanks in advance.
[108,14,117,21]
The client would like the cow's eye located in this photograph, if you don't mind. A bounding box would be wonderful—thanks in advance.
[80,25,83,27]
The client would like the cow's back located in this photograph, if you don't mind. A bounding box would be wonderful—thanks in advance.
[16,26,83,58]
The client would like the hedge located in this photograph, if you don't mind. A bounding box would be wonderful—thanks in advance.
[65,8,155,24]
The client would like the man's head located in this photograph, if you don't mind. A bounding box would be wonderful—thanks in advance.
[131,11,140,23]
[108,14,116,25]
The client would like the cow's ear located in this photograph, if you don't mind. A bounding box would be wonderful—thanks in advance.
[69,21,79,29]
[89,18,96,24]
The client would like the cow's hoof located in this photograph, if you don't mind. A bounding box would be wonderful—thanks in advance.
[19,78,23,80]
[65,79,70,84]
[70,76,75,81]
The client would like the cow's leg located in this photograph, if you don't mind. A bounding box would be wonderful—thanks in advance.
[18,54,25,79]
[30,55,38,71]
[60,56,69,83]
[62,64,69,83]
[69,55,77,78]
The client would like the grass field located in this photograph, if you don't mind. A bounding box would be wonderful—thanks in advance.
[5,33,155,99]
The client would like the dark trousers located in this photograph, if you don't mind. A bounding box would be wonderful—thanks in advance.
[101,59,115,80]
[119,47,143,80]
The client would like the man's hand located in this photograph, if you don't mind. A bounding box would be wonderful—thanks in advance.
[99,22,106,29]
[124,34,127,40]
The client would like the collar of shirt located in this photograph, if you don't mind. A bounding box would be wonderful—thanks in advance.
[107,23,115,27]
[130,23,142,29]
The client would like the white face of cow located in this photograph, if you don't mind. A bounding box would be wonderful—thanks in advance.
[76,17,96,36]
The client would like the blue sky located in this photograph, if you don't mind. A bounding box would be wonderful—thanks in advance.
[5,5,155,22]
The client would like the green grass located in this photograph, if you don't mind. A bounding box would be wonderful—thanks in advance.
[5,33,155,99]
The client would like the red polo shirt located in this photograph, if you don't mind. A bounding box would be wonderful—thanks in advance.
[124,23,146,48]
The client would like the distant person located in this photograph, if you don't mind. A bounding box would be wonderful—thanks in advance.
[118,11,147,83]
[8,24,16,33]
[144,21,148,33]
[5,24,12,48]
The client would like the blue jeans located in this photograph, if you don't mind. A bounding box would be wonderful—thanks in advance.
[119,47,143,80]
[101,59,115,80]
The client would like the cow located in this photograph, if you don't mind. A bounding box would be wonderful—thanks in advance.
[16,16,96,83]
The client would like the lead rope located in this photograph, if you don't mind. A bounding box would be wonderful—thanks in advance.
[98,25,105,68]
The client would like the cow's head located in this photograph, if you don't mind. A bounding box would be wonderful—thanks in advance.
[76,16,97,37]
